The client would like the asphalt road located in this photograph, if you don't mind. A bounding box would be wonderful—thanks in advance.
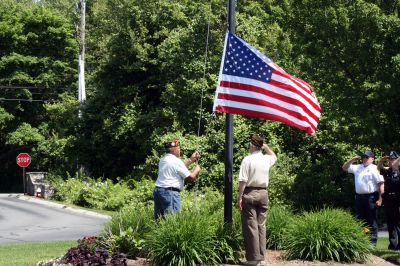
[0,194,110,244]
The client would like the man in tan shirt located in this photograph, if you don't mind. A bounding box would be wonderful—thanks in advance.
[238,133,277,266]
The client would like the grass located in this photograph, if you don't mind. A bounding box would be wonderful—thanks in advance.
[374,236,400,265]
[0,240,75,266]
[46,198,116,217]
[0,228,396,266]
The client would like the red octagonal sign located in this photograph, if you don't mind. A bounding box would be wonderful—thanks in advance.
[16,153,31,168]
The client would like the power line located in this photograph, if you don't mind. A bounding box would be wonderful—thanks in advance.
[0,86,66,90]
[0,98,47,102]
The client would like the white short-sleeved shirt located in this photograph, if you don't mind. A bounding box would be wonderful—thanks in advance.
[348,164,384,194]
[155,153,191,191]
[238,150,277,188]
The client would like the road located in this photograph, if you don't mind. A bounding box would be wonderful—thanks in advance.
[0,194,110,244]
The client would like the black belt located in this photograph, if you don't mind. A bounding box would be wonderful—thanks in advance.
[157,186,181,192]
[245,187,267,190]
[356,192,378,196]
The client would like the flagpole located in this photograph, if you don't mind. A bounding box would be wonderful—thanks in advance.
[224,0,235,224]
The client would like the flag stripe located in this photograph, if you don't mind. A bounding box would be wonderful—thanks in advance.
[268,78,320,112]
[270,73,320,111]
[215,105,315,134]
[272,65,313,94]
[217,93,317,130]
[219,74,321,115]
[219,79,320,123]
[214,98,315,130]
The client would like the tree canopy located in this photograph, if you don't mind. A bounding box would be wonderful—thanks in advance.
[0,0,399,210]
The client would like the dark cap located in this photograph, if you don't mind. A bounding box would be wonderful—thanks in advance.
[164,139,180,149]
[389,151,399,160]
[361,151,374,158]
[250,133,263,148]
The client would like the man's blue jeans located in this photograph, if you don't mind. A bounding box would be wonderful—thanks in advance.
[153,187,181,219]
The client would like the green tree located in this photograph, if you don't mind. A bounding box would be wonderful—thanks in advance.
[0,0,77,191]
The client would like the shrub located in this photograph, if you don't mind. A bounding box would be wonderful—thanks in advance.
[84,179,135,211]
[145,210,221,266]
[266,205,294,250]
[50,176,87,205]
[214,207,243,264]
[100,203,154,257]
[130,178,155,206]
[145,188,243,265]
[283,208,372,262]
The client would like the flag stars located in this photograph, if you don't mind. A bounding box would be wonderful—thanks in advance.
[222,33,273,83]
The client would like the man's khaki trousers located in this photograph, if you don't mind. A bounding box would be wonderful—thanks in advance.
[241,188,268,261]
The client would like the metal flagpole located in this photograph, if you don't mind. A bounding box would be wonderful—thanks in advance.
[224,0,235,224]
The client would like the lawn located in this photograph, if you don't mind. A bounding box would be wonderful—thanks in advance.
[374,236,400,265]
[0,240,75,266]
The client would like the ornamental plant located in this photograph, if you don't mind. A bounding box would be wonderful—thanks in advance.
[266,205,294,250]
[283,208,372,262]
[144,209,221,266]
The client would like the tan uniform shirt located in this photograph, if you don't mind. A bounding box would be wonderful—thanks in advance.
[238,150,277,188]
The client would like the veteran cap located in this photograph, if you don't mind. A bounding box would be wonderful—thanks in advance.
[250,133,263,148]
[164,139,180,149]
[389,151,399,160]
[361,150,375,158]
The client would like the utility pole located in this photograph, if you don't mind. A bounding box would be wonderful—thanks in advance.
[77,0,86,176]
[78,0,86,108]
[224,0,235,224]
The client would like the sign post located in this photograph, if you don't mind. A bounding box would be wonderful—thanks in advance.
[16,153,31,195]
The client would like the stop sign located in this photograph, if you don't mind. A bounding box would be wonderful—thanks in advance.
[16,153,31,168]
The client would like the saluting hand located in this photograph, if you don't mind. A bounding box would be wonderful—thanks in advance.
[190,151,200,162]
[380,156,390,161]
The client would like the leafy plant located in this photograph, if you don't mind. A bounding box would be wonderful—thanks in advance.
[266,205,294,250]
[145,210,221,266]
[214,207,243,264]
[100,203,153,258]
[77,236,98,253]
[61,246,109,265]
[102,227,144,258]
[283,208,373,262]
[50,175,87,205]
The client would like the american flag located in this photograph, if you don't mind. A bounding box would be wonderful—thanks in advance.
[213,32,321,135]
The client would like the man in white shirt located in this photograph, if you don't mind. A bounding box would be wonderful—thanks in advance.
[238,133,277,266]
[153,139,200,219]
[342,150,384,246]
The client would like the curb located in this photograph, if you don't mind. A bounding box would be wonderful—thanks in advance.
[3,194,111,220]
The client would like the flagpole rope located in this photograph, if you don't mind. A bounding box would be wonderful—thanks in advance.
[197,4,211,137]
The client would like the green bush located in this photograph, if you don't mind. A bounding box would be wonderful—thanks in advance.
[102,203,154,238]
[283,208,372,262]
[143,188,243,265]
[144,210,221,266]
[130,178,155,206]
[100,203,154,257]
[84,179,135,211]
[51,176,154,211]
[50,176,87,205]
[214,207,243,264]
[266,205,294,250]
